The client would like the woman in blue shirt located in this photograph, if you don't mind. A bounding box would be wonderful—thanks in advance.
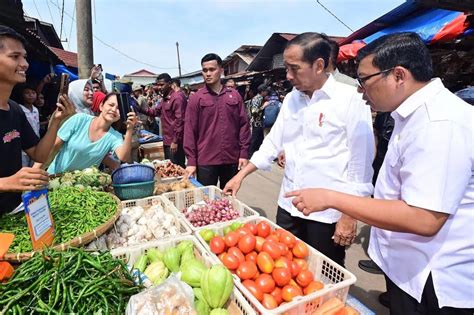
[47,93,138,174]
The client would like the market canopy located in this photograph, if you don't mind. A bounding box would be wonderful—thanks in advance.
[338,8,471,62]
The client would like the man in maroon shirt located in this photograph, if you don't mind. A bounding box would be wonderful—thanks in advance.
[184,53,251,188]
[138,73,186,167]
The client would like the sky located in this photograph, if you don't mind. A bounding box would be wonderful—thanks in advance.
[22,0,404,77]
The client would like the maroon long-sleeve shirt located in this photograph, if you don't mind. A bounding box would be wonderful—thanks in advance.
[184,85,251,166]
[142,89,186,145]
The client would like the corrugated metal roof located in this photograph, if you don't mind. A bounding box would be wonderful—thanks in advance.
[125,69,157,77]
[48,46,78,68]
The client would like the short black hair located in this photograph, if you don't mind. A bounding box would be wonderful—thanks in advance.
[357,32,433,82]
[327,39,339,68]
[156,73,172,83]
[257,84,268,93]
[201,53,223,66]
[286,32,331,68]
[171,78,181,87]
[92,79,101,85]
[0,25,26,50]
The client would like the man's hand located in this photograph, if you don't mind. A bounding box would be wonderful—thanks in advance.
[1,168,49,192]
[51,94,75,124]
[42,73,54,84]
[223,176,242,198]
[170,142,178,154]
[186,166,196,178]
[90,65,101,80]
[333,215,357,246]
[285,188,332,216]
[126,109,139,130]
[277,151,286,168]
[238,158,248,170]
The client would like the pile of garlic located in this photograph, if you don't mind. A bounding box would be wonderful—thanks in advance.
[87,204,179,250]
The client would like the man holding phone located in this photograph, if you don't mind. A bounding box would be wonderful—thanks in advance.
[0,26,75,215]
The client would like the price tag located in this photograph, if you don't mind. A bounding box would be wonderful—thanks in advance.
[22,189,55,250]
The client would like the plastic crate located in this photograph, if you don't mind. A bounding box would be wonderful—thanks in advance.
[112,180,155,200]
[161,186,260,232]
[194,217,357,315]
[110,235,256,315]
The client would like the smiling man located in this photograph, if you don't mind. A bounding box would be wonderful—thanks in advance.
[287,32,474,314]
[0,25,74,215]
[184,53,250,188]
[223,33,375,267]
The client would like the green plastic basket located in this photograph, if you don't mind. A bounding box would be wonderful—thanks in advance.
[112,180,155,200]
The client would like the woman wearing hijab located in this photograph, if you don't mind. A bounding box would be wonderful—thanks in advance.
[47,92,138,174]
[68,79,94,115]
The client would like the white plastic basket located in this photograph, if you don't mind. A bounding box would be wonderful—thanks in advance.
[161,186,260,232]
[111,235,256,315]
[194,217,357,315]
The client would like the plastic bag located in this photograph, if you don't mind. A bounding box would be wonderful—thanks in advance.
[126,275,197,315]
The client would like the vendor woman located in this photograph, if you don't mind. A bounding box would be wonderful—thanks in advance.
[47,92,138,174]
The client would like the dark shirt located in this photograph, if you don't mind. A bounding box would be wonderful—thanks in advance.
[0,100,40,214]
[143,90,186,146]
[184,85,251,166]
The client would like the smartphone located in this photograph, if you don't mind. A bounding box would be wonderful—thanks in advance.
[57,73,69,101]
[117,92,130,122]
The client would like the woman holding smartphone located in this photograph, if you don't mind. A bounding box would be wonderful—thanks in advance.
[68,79,94,115]
[47,92,138,174]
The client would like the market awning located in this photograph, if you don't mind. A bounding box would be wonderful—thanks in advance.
[338,8,471,62]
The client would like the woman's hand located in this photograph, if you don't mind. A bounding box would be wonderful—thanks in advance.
[126,108,139,130]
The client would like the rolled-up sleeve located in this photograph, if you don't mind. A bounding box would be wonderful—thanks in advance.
[184,95,199,166]
[345,94,375,197]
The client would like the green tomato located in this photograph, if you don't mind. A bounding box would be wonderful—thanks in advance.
[230,222,242,231]
[223,226,232,236]
[200,229,215,243]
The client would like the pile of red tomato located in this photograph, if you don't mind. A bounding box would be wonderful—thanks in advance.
[207,220,324,310]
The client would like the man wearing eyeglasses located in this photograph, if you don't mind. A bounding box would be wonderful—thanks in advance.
[224,32,375,267]
[286,32,473,314]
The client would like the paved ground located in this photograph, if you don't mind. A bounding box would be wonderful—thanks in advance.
[234,164,389,315]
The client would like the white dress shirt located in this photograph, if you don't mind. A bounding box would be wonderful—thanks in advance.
[368,78,474,308]
[251,75,375,223]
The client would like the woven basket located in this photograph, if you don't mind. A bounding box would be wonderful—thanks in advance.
[2,193,122,263]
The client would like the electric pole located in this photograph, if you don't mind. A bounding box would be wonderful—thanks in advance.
[176,42,182,77]
[76,0,93,79]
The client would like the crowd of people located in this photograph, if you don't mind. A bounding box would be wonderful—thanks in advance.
[0,22,472,315]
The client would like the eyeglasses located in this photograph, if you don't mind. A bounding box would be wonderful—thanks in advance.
[356,68,394,88]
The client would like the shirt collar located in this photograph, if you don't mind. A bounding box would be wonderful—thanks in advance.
[394,78,444,119]
[203,84,228,96]
[296,73,334,102]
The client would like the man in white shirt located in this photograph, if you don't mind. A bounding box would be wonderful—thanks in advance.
[287,32,473,314]
[224,32,375,267]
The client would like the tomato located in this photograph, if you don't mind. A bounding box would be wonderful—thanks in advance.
[262,241,282,260]
[278,242,289,255]
[292,240,309,258]
[290,260,301,278]
[221,253,240,270]
[257,252,274,274]
[303,281,324,295]
[253,269,260,281]
[279,231,296,248]
[227,247,245,264]
[293,258,308,271]
[238,234,256,254]
[261,293,278,310]
[272,267,292,287]
[244,223,258,235]
[236,227,252,238]
[210,236,226,254]
[270,287,283,305]
[266,234,280,243]
[274,257,292,273]
[218,252,226,261]
[224,231,240,248]
[242,280,263,302]
[255,273,276,293]
[296,270,314,288]
[257,221,271,238]
[285,251,294,261]
[281,284,303,302]
[274,228,285,238]
[245,251,258,263]
[289,279,301,290]
[255,236,265,252]
[236,261,258,280]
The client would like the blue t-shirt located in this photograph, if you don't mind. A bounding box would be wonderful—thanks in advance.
[48,113,123,174]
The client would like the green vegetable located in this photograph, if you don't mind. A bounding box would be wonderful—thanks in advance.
[48,178,61,190]
[146,248,163,263]
[199,229,215,242]
[193,288,205,301]
[181,259,206,287]
[201,265,233,308]
[195,299,211,315]
[230,222,242,231]
[210,309,229,315]
[134,254,148,272]
[223,226,232,236]
[177,240,194,255]
[180,247,195,267]
[163,247,180,273]
[144,261,169,285]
